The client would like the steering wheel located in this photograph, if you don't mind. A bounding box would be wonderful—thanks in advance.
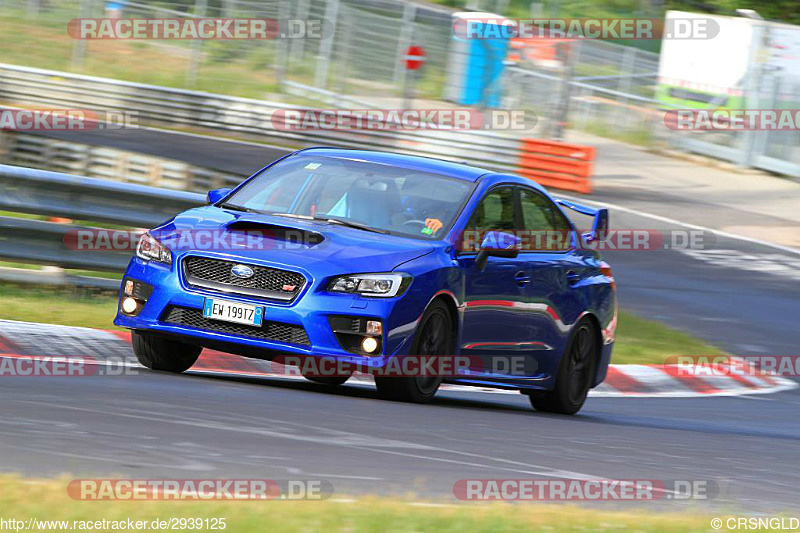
[401,219,427,230]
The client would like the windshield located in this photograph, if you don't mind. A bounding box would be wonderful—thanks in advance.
[222,155,475,239]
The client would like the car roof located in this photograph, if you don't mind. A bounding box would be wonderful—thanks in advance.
[295,148,493,182]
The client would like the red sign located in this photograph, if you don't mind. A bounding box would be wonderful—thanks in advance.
[404,45,426,70]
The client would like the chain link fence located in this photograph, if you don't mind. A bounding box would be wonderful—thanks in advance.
[0,0,454,100]
[2,0,799,177]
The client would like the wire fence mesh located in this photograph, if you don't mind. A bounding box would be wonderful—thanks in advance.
[2,0,799,177]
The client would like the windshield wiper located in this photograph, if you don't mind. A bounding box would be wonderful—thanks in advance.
[219,203,261,214]
[271,213,314,219]
[269,212,388,234]
[312,215,389,234]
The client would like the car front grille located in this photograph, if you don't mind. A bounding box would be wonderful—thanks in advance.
[182,256,306,302]
[162,306,310,346]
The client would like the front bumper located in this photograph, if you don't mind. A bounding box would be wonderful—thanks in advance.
[114,253,420,366]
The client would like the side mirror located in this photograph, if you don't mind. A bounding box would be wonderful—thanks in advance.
[475,231,521,271]
[582,208,609,243]
[207,187,233,205]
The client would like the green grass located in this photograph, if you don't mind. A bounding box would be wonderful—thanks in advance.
[0,283,119,329]
[0,283,724,364]
[0,475,717,532]
[612,311,726,365]
[0,261,41,271]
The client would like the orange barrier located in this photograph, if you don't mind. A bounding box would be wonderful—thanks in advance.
[517,138,595,194]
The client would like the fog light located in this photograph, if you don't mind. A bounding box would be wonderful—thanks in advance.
[361,336,378,354]
[124,280,134,296]
[121,297,138,314]
[366,320,382,335]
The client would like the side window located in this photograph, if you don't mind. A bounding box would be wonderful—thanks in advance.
[518,188,573,251]
[463,187,516,252]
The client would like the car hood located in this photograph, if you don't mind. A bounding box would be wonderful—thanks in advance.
[152,206,436,276]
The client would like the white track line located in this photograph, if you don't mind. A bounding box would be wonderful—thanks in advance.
[557,193,800,256]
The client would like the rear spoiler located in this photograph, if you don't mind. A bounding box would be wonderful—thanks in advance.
[555,198,609,242]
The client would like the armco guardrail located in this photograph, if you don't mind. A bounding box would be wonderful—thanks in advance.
[0,164,205,227]
[0,216,131,272]
[0,63,523,176]
[0,165,205,285]
[1,131,236,191]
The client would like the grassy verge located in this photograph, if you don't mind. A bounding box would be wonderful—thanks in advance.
[0,475,715,532]
[0,283,119,329]
[0,283,724,364]
[612,311,725,365]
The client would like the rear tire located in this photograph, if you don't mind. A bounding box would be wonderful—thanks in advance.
[529,317,598,415]
[374,300,452,404]
[132,331,201,373]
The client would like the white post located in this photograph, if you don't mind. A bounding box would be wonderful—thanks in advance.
[314,0,340,90]
[26,0,39,18]
[289,0,311,63]
[71,0,92,70]
[187,0,207,87]
[394,2,417,90]
[274,0,290,87]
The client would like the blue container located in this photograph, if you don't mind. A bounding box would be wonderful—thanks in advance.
[445,12,511,107]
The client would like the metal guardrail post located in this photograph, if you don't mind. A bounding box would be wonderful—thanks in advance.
[274,0,290,88]
[187,0,207,88]
[313,0,340,90]
[288,0,310,64]
[71,0,93,70]
[394,2,417,90]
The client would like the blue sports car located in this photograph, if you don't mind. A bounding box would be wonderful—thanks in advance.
[115,148,616,414]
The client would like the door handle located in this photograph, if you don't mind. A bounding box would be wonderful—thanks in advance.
[566,270,581,284]
[515,271,531,286]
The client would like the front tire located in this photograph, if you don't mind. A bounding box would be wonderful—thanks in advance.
[374,300,452,404]
[529,317,598,415]
[132,331,202,373]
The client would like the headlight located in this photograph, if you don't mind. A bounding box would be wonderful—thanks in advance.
[136,231,172,264]
[328,273,411,298]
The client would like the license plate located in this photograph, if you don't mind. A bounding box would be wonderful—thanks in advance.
[203,298,263,327]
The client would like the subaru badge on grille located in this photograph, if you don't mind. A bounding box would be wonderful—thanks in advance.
[231,264,255,279]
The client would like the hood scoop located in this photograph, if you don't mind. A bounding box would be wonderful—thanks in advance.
[225,220,325,246]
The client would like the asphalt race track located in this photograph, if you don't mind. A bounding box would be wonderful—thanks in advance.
[1,371,798,511]
[2,129,799,512]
